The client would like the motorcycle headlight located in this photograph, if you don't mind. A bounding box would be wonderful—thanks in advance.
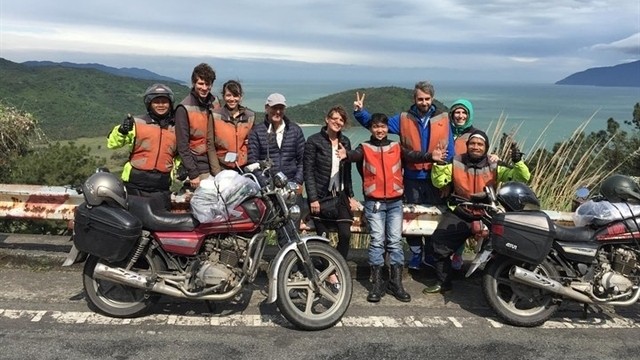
[288,205,301,222]
[274,172,288,188]
[284,190,298,206]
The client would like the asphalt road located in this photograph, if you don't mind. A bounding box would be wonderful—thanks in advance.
[0,263,638,360]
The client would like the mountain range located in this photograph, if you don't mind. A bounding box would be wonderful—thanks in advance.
[556,60,640,87]
[21,60,184,84]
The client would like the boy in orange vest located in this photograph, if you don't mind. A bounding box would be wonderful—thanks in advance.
[338,113,441,302]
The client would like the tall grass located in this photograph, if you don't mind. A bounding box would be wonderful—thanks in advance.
[486,113,630,211]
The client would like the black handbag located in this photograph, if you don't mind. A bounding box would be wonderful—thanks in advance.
[318,195,341,219]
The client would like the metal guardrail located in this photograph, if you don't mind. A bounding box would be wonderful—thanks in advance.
[0,184,575,235]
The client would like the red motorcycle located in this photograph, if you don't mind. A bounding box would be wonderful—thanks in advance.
[64,162,352,330]
[465,175,640,327]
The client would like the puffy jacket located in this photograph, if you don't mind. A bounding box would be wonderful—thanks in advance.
[247,115,305,185]
[304,127,354,203]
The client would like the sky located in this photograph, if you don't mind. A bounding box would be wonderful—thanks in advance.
[1,0,639,84]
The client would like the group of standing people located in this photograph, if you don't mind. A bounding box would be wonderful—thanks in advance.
[107,64,531,303]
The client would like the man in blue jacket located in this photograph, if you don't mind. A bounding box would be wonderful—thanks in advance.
[248,93,306,246]
[353,82,455,270]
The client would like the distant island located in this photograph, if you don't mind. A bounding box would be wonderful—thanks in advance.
[556,60,640,87]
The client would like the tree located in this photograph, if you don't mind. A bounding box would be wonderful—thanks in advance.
[4,142,104,186]
[0,101,43,176]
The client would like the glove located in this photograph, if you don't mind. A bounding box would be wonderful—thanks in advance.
[510,143,523,163]
[118,114,134,134]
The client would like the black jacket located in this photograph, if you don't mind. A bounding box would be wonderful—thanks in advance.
[304,127,354,202]
[248,115,305,184]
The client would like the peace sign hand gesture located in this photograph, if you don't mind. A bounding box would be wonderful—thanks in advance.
[353,92,366,111]
[431,141,448,163]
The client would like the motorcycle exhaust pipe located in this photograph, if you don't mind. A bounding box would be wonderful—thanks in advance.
[92,263,243,300]
[509,266,593,304]
[93,263,153,289]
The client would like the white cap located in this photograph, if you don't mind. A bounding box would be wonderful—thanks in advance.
[265,93,287,107]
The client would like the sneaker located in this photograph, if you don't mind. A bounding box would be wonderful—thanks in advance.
[422,254,436,269]
[408,252,423,270]
[422,283,452,294]
[451,253,464,271]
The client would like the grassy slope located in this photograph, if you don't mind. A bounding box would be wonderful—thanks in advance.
[0,58,190,140]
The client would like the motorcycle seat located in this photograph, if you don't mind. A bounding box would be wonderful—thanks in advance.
[553,224,595,242]
[127,195,198,232]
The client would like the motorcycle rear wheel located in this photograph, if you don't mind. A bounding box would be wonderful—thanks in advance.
[83,252,165,318]
[276,242,352,331]
[482,256,560,327]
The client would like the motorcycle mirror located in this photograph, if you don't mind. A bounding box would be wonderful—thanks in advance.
[575,186,589,199]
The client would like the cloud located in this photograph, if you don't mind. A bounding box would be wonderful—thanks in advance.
[1,0,639,83]
[591,33,640,55]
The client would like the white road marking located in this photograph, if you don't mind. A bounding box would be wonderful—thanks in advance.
[0,309,638,329]
[486,318,504,328]
[30,311,47,322]
[448,316,463,328]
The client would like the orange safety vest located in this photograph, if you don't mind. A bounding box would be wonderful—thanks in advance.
[454,132,471,155]
[451,155,497,199]
[399,112,449,170]
[212,109,255,168]
[129,116,176,173]
[362,142,404,199]
[179,95,220,156]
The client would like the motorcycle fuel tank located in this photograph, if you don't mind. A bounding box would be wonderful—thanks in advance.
[153,198,267,256]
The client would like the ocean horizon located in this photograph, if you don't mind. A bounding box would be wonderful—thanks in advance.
[239,80,639,148]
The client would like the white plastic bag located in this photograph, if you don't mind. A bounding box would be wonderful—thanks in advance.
[190,171,260,223]
[574,200,640,227]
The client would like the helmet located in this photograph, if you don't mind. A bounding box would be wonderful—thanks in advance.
[497,182,540,211]
[81,171,128,208]
[600,174,640,203]
[143,83,174,110]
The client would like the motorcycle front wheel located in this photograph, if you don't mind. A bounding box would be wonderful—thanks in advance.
[276,242,352,331]
[482,256,560,327]
[83,252,166,318]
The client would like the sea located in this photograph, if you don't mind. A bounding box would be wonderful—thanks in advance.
[239,80,639,200]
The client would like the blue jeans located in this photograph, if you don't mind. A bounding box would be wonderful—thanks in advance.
[364,199,404,266]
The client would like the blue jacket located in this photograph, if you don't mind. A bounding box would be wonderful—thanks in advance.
[354,104,454,180]
[248,115,305,185]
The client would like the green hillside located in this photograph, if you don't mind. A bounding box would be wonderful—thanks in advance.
[0,57,448,139]
[0,58,190,140]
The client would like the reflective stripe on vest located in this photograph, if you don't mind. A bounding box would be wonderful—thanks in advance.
[129,116,176,173]
[362,142,404,199]
[399,112,449,171]
[451,156,497,199]
[212,113,254,168]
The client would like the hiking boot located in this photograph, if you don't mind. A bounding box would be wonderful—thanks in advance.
[387,264,411,302]
[422,282,452,295]
[367,265,386,303]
